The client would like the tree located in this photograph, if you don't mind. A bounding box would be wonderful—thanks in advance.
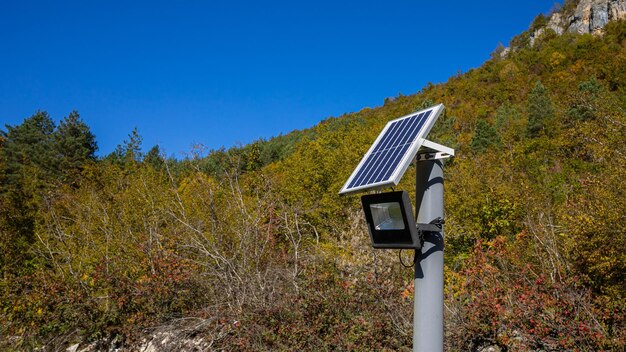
[107,127,143,164]
[144,145,165,170]
[526,82,554,138]
[1,111,57,187]
[54,110,97,183]
[495,102,517,132]
[0,111,57,274]
[124,128,143,162]
[244,142,262,171]
[495,102,525,144]
[470,120,501,153]
[490,42,506,61]
[530,13,547,32]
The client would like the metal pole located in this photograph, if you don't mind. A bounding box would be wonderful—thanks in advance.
[413,159,444,352]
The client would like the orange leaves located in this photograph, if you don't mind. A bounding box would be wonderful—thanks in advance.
[400,282,414,301]
[445,233,625,351]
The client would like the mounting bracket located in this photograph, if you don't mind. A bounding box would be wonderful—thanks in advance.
[416,139,455,161]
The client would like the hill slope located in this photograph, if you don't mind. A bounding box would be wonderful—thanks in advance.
[1,5,625,352]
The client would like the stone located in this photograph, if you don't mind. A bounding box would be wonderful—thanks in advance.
[547,13,565,35]
[565,0,626,35]
[530,28,545,47]
[609,0,626,21]
[590,1,610,33]
[499,47,511,59]
[66,344,80,352]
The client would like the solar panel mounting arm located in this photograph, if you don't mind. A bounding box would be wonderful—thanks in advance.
[416,139,455,161]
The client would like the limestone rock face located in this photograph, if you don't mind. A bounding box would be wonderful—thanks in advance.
[523,0,626,51]
[609,0,626,21]
[529,13,567,47]
[500,0,626,57]
[567,0,626,35]
[547,13,566,35]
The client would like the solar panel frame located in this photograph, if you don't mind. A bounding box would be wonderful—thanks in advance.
[339,104,445,195]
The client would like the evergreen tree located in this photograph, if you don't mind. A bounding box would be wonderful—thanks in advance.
[526,81,555,138]
[0,111,56,274]
[107,127,143,164]
[470,119,501,153]
[1,111,57,187]
[567,79,602,122]
[415,98,435,112]
[144,145,164,170]
[123,127,143,162]
[495,102,523,142]
[54,110,97,183]
[495,102,517,131]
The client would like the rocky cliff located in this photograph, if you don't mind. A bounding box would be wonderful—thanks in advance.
[523,0,626,48]
[567,0,626,34]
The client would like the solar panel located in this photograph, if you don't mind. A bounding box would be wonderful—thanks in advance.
[339,104,445,195]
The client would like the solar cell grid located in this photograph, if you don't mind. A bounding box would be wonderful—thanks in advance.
[347,111,428,189]
[339,105,443,195]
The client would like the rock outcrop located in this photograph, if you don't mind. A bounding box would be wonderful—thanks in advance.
[566,0,626,34]
[508,0,626,54]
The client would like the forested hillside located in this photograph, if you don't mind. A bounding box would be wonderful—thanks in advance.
[1,12,625,352]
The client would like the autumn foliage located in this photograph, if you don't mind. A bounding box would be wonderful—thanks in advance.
[1,17,626,352]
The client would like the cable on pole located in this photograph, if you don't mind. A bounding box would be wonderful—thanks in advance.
[399,248,415,268]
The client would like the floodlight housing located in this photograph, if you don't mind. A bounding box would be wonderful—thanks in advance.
[361,191,420,249]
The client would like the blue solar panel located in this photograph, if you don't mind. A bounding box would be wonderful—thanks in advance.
[339,104,444,195]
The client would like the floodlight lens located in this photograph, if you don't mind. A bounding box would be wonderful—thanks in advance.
[370,202,405,230]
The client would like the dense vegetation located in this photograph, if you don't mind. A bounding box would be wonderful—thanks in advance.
[1,17,625,352]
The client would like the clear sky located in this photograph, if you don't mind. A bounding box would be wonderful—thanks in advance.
[0,1,558,157]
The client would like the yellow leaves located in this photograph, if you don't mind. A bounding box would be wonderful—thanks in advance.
[568,59,586,75]
[549,51,566,68]
[457,132,473,150]
[551,70,571,84]
[444,266,466,300]
[177,171,218,197]
[498,62,519,81]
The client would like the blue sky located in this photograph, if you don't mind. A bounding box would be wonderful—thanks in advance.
[0,1,558,157]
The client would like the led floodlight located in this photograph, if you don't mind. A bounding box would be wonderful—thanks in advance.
[361,191,420,249]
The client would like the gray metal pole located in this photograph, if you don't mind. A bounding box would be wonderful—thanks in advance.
[413,159,444,352]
